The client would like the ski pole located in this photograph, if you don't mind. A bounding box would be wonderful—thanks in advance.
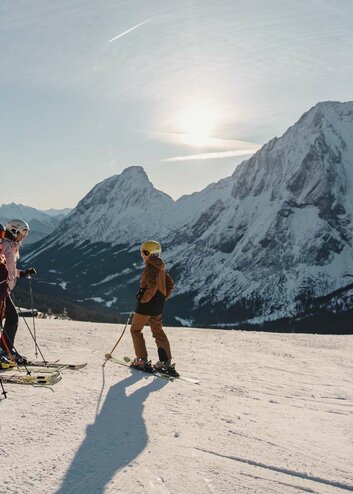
[0,331,23,373]
[1,300,33,375]
[0,302,22,372]
[0,380,7,399]
[12,294,47,363]
[17,308,47,363]
[28,277,38,357]
[102,311,134,367]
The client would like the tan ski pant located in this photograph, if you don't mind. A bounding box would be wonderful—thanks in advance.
[130,312,172,361]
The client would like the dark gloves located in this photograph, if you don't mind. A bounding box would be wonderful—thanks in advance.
[136,288,146,301]
[20,267,37,278]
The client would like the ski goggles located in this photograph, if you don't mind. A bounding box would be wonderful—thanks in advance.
[18,228,29,238]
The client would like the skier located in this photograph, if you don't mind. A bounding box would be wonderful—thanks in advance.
[0,220,36,365]
[130,240,177,375]
[0,223,11,368]
[0,224,8,304]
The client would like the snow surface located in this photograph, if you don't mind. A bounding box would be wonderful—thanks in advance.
[1,319,352,494]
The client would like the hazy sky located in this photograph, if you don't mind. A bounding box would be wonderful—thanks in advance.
[1,0,353,209]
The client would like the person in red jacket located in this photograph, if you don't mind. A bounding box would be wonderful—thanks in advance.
[130,240,177,376]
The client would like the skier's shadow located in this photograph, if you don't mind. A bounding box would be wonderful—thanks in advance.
[56,370,167,494]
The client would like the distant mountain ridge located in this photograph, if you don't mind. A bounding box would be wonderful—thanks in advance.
[22,101,353,331]
[42,208,72,221]
[0,203,71,244]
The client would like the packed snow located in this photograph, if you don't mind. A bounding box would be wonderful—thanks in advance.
[1,319,352,493]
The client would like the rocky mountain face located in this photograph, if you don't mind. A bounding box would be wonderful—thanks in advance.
[22,102,353,331]
[167,101,353,328]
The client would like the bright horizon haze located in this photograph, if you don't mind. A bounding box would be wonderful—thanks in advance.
[1,0,353,209]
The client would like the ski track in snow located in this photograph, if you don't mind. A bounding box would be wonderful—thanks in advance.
[0,320,352,493]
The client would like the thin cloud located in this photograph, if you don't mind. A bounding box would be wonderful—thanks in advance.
[108,18,151,43]
[161,148,260,162]
[146,130,261,150]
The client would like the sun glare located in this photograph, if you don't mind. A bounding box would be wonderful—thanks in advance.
[177,103,220,147]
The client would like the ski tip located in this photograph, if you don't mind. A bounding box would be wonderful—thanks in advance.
[67,363,87,370]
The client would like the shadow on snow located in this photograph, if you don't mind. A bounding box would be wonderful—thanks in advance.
[56,369,168,494]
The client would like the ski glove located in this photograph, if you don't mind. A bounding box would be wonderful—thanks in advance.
[20,267,37,278]
[136,288,146,301]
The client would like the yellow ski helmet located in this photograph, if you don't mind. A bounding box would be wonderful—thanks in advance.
[140,240,162,257]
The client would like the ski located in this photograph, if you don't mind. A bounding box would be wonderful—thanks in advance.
[1,366,61,374]
[0,371,62,386]
[22,360,87,371]
[123,357,199,384]
[106,355,199,384]
[105,354,173,381]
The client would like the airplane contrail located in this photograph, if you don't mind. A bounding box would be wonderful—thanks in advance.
[108,18,151,43]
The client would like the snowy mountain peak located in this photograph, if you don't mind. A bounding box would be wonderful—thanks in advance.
[230,100,353,204]
[119,165,149,180]
[54,167,174,245]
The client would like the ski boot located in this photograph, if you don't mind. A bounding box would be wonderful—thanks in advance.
[154,360,180,378]
[132,358,155,374]
[0,352,16,369]
[10,349,28,365]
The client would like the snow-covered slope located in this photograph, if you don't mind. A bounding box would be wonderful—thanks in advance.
[1,319,352,494]
[23,101,353,329]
